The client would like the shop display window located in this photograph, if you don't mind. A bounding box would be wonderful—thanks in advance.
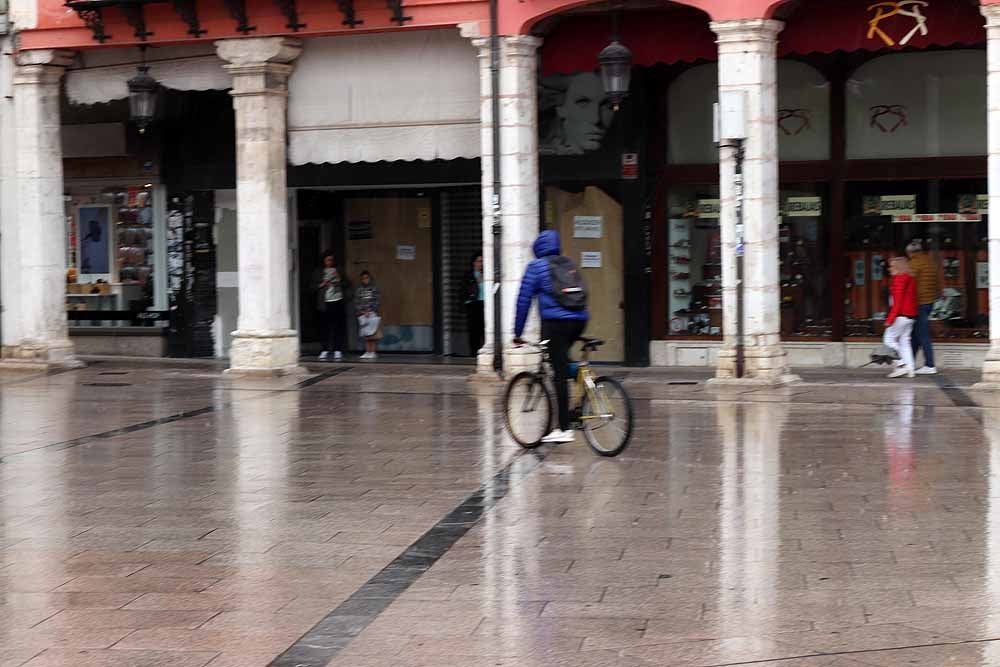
[779,184,832,337]
[844,179,988,341]
[666,185,722,337]
[65,185,162,326]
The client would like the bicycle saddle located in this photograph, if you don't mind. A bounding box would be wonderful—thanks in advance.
[579,337,605,350]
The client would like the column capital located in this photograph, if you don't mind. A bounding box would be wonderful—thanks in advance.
[710,19,784,44]
[470,34,542,59]
[983,4,1000,28]
[13,49,75,86]
[215,37,302,68]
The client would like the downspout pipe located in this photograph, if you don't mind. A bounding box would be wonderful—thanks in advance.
[489,0,503,376]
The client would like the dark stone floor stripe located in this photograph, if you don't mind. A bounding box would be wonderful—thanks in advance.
[932,372,983,423]
[0,366,355,464]
[268,450,546,667]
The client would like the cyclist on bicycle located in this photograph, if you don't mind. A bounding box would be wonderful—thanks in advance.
[513,230,589,443]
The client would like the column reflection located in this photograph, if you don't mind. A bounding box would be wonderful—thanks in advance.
[716,400,788,640]
[982,409,1000,662]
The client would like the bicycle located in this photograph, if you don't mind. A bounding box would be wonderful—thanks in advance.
[503,337,634,457]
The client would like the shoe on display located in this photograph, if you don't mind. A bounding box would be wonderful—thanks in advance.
[319,351,329,360]
[542,429,575,444]
[334,351,344,361]
[888,368,915,379]
[915,366,938,375]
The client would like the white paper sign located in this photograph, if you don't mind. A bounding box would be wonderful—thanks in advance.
[580,251,602,268]
[396,244,416,261]
[979,261,989,289]
[573,216,603,239]
[785,196,822,217]
[697,199,720,219]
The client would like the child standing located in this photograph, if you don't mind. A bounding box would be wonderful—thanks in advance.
[884,256,919,379]
[355,270,381,360]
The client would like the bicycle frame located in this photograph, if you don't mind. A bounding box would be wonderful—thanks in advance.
[528,340,614,422]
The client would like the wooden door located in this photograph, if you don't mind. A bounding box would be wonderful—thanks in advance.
[548,186,625,362]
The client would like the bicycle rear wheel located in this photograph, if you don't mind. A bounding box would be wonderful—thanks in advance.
[580,376,634,457]
[504,372,552,448]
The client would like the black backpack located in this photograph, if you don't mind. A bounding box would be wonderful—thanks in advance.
[546,255,587,311]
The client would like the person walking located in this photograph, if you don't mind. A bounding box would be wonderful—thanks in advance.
[463,254,485,356]
[885,255,919,379]
[906,238,940,375]
[355,270,382,360]
[316,252,347,361]
[513,230,589,444]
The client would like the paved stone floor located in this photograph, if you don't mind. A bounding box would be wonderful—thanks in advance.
[0,360,999,666]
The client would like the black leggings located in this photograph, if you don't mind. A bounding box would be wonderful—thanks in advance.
[542,318,586,431]
[323,301,346,353]
[466,301,485,355]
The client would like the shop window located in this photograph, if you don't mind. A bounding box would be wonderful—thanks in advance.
[65,185,163,327]
[780,184,832,337]
[844,179,988,341]
[846,50,986,160]
[667,61,829,164]
[665,184,722,337]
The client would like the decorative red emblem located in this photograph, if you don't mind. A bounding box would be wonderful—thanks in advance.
[869,105,908,133]
[777,108,812,136]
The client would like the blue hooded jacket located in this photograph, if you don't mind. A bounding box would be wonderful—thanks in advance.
[514,230,589,337]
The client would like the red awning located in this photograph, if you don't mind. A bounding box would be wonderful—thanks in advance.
[540,0,984,76]
[541,7,716,76]
[778,0,985,57]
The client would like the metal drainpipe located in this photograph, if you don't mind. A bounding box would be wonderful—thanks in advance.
[489,0,503,376]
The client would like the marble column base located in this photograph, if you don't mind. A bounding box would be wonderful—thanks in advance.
[0,339,83,371]
[712,344,799,385]
[973,344,1000,390]
[226,330,304,376]
[474,344,542,380]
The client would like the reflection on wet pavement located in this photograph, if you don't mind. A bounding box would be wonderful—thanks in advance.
[0,362,999,665]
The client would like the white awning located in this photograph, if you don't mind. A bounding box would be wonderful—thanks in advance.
[65,44,229,106]
[287,30,481,164]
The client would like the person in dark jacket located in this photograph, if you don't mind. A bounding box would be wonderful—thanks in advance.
[463,254,485,356]
[513,230,589,443]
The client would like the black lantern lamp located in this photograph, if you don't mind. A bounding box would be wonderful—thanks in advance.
[598,13,632,111]
[127,48,160,134]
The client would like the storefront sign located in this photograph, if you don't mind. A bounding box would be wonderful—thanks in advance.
[958,194,988,215]
[891,213,982,223]
[697,199,720,219]
[395,244,416,261]
[785,197,822,217]
[621,153,639,180]
[863,195,916,216]
[348,220,373,240]
[580,251,602,268]
[573,216,603,239]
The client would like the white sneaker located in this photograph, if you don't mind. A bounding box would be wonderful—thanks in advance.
[334,351,343,361]
[542,429,575,444]
[319,351,329,360]
[916,366,938,375]
[369,352,377,360]
[888,368,915,379]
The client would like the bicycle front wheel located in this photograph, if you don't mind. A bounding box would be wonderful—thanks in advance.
[580,376,634,457]
[504,372,552,448]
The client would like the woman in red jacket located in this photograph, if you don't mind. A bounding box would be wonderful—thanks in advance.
[884,256,919,379]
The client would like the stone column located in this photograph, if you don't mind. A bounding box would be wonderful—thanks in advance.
[980,6,1000,388]
[470,34,543,377]
[0,49,81,370]
[710,20,795,384]
[216,37,302,375]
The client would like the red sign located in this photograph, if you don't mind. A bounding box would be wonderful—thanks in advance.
[621,153,639,180]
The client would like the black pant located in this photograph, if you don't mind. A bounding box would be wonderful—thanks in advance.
[542,318,586,431]
[466,300,485,355]
[323,300,346,353]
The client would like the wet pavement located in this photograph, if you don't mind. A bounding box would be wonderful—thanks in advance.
[0,360,998,666]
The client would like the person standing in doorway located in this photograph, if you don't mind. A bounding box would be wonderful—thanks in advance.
[513,230,589,443]
[355,270,382,360]
[316,252,347,361]
[463,254,485,356]
[906,238,940,375]
[885,256,919,379]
